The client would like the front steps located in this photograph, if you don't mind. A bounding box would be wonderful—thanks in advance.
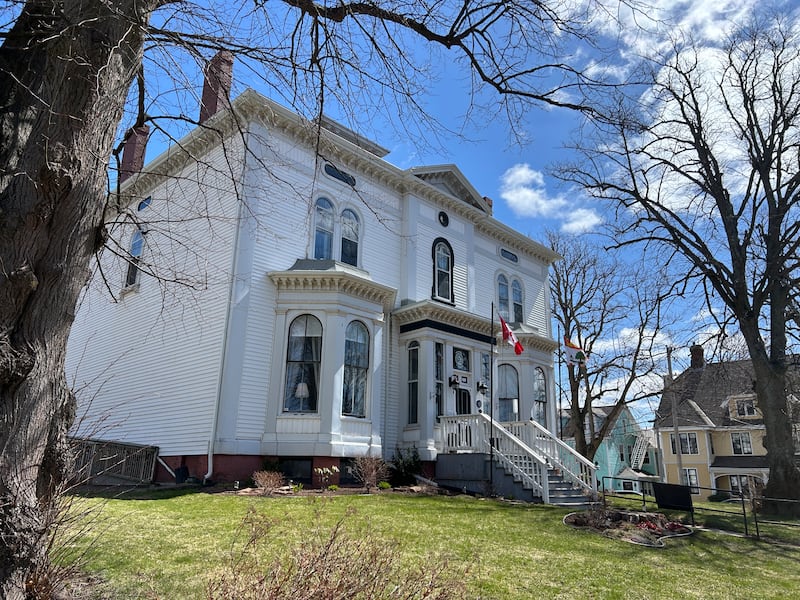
[546,471,597,510]
[435,453,597,507]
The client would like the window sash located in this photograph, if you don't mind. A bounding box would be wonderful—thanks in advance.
[408,344,419,424]
[731,432,753,455]
[670,432,699,454]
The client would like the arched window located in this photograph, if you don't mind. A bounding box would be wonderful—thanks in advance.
[284,315,322,412]
[314,198,334,259]
[497,274,509,321]
[532,367,547,427]
[407,341,419,424]
[125,229,145,287]
[512,279,524,323]
[343,321,369,417]
[497,364,519,422]
[432,239,453,302]
[340,209,359,266]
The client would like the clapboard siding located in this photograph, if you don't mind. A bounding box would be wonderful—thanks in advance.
[67,139,243,456]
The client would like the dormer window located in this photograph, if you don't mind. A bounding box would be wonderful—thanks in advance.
[729,394,759,419]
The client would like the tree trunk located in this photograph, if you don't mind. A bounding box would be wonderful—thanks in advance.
[0,2,156,596]
[741,318,800,515]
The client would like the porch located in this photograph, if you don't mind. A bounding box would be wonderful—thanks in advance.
[433,414,598,507]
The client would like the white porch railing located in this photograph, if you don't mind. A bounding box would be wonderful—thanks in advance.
[438,413,551,502]
[498,419,598,497]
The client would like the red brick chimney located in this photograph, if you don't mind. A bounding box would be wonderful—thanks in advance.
[199,50,234,123]
[690,344,705,369]
[119,125,149,183]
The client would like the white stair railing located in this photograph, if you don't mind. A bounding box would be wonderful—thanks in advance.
[504,419,597,497]
[439,414,550,502]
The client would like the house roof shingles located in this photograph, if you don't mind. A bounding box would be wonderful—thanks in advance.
[655,351,800,429]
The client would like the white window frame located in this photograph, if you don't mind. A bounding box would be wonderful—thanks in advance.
[670,432,699,455]
[683,468,700,494]
[313,197,362,267]
[342,321,369,418]
[731,431,753,455]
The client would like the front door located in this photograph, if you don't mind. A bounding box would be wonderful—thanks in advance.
[456,389,471,415]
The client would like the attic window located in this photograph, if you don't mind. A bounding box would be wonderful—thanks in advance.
[500,248,518,263]
[137,196,152,211]
[324,163,356,187]
[733,395,758,418]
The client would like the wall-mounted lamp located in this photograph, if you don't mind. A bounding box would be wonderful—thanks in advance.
[448,375,460,389]
[476,381,488,395]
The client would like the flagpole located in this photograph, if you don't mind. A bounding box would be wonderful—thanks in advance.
[489,302,495,496]
[558,324,563,440]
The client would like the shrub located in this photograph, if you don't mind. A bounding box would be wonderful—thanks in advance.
[252,471,285,496]
[352,456,390,491]
[327,485,339,492]
[313,466,339,489]
[378,481,392,490]
[206,506,468,600]
[389,447,422,486]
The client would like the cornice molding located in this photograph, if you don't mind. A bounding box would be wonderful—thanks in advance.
[392,300,558,353]
[116,89,561,265]
[268,269,396,308]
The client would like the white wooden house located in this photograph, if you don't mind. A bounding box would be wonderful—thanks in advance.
[66,59,595,503]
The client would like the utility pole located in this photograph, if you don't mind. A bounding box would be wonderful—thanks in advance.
[667,346,684,486]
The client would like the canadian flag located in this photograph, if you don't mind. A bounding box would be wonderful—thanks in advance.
[499,315,524,355]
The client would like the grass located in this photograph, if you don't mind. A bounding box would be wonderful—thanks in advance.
[65,488,800,599]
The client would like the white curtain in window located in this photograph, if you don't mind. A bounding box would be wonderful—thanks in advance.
[284,315,322,411]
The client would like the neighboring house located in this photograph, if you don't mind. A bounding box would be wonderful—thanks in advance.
[561,406,659,493]
[66,55,593,502]
[654,344,800,498]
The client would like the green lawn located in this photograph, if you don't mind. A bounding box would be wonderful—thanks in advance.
[65,488,800,599]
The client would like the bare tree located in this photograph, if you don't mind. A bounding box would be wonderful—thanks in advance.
[549,231,673,461]
[0,1,628,595]
[563,14,800,505]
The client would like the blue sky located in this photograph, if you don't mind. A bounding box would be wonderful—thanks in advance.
[372,0,769,243]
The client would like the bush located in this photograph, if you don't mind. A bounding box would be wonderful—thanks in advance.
[389,447,422,486]
[378,481,392,490]
[708,492,732,502]
[252,471,285,496]
[352,456,390,491]
[206,506,468,600]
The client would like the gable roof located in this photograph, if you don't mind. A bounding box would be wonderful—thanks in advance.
[655,355,800,429]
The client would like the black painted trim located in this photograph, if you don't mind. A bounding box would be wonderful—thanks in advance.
[399,318,494,345]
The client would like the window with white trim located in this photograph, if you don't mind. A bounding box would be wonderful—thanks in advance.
[313,198,362,266]
[512,279,523,323]
[532,367,547,427]
[342,321,369,417]
[497,274,524,323]
[432,239,453,302]
[497,364,519,422]
[736,397,757,417]
[125,228,145,288]
[683,468,700,494]
[731,431,753,455]
[407,341,419,424]
[434,342,444,417]
[284,315,322,412]
[340,209,360,266]
[314,198,334,260]
[670,432,699,454]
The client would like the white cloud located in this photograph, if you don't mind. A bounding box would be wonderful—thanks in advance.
[499,163,602,233]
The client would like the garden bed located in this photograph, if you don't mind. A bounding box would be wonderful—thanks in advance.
[564,508,693,547]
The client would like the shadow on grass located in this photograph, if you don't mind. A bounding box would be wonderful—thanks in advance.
[71,483,206,501]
